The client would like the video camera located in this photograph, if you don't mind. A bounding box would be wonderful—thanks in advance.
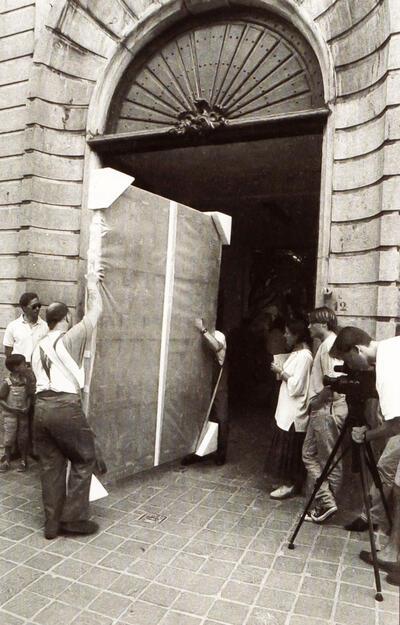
[323,364,377,405]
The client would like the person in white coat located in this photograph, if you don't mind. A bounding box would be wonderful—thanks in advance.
[265,318,313,500]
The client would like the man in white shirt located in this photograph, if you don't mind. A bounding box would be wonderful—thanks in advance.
[302,307,348,523]
[31,272,103,540]
[331,326,400,585]
[3,292,48,361]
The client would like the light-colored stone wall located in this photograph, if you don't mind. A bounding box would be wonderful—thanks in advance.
[0,0,36,348]
[0,0,399,354]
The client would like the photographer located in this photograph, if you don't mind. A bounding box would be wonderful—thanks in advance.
[330,326,400,584]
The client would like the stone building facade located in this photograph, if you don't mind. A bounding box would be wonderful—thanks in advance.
[1,0,400,354]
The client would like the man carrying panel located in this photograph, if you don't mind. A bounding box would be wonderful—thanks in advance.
[31,272,103,540]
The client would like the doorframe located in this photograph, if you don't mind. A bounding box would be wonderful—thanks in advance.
[79,0,336,316]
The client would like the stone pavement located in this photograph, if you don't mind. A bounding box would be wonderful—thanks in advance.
[0,412,399,625]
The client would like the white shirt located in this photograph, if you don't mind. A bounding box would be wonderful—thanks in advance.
[274,347,313,432]
[309,332,347,416]
[376,336,400,421]
[3,314,48,361]
[32,319,91,394]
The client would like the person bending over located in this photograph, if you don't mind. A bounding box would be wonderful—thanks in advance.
[331,326,400,585]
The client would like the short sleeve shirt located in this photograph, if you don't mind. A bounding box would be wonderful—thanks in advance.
[3,315,48,361]
[376,336,400,421]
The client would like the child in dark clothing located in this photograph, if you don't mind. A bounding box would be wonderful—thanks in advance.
[0,354,35,472]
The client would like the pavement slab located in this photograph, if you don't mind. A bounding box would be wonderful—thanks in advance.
[0,411,399,624]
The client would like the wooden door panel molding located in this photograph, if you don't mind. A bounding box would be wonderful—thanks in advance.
[105,9,325,138]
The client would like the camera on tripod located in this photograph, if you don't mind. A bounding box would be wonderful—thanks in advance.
[322,364,377,405]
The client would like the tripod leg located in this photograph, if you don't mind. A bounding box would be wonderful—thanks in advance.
[288,426,349,549]
[359,445,384,602]
[364,441,392,531]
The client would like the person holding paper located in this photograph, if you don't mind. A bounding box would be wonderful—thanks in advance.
[265,318,313,499]
[31,271,104,540]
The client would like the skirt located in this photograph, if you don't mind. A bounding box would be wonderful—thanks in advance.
[264,420,306,488]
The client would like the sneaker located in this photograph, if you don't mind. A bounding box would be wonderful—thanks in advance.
[270,484,295,500]
[304,507,317,522]
[0,461,10,473]
[310,503,338,523]
[17,460,27,473]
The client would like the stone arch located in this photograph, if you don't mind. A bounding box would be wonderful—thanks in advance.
[86,0,335,138]
[105,9,326,137]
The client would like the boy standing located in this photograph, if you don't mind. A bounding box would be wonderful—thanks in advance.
[0,354,35,472]
[302,307,348,522]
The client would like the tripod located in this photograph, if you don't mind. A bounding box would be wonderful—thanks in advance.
[288,411,391,601]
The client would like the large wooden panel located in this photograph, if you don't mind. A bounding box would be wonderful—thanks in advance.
[88,187,169,480]
[160,203,221,463]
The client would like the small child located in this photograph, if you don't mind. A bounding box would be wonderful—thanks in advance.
[0,354,35,473]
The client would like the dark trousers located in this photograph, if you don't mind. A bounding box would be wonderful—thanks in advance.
[211,387,229,459]
[33,393,95,525]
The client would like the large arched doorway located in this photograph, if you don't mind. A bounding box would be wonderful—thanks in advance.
[90,7,327,462]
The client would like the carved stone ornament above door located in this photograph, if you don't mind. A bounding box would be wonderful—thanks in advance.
[106,11,325,137]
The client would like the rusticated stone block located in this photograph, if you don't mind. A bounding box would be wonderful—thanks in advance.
[333,144,400,192]
[19,254,79,281]
[316,0,379,42]
[0,131,24,158]
[46,2,116,58]
[0,106,27,134]
[330,2,388,66]
[0,57,31,87]
[332,177,400,221]
[34,32,105,82]
[1,4,35,39]
[23,152,84,183]
[0,82,28,111]
[23,177,83,207]
[329,249,399,283]
[20,203,80,231]
[334,315,376,337]
[0,155,23,182]
[19,230,80,257]
[0,30,33,62]
[27,99,87,131]
[334,107,400,160]
[376,319,398,339]
[29,65,94,106]
[336,44,388,96]
[25,126,85,157]
[73,0,137,39]
[0,180,22,206]
[331,214,400,252]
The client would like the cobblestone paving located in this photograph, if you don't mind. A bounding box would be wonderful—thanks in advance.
[0,413,399,625]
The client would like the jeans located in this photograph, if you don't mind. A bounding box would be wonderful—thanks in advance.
[362,434,400,532]
[33,393,95,526]
[302,401,347,508]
